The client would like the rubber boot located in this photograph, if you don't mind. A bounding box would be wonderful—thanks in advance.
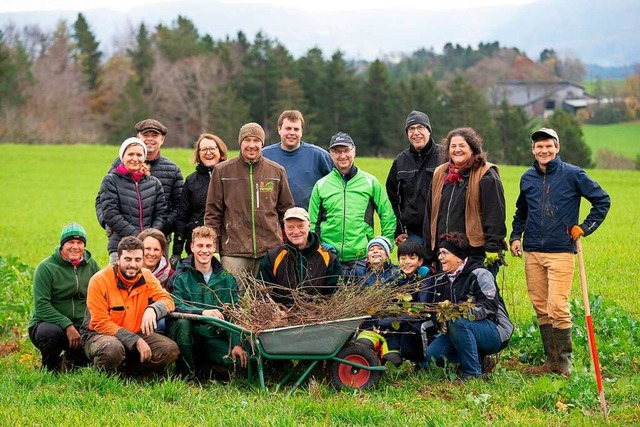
[553,327,572,377]
[527,324,556,375]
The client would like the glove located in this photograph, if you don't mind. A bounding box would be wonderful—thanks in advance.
[571,225,584,240]
[169,255,181,270]
[321,242,338,255]
[484,252,500,268]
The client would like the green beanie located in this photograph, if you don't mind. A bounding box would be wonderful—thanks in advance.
[60,222,87,246]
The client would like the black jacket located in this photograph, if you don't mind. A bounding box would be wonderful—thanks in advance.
[432,258,513,348]
[173,164,212,256]
[386,140,442,237]
[98,170,167,253]
[96,155,183,235]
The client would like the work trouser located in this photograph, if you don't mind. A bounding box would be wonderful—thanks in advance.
[29,322,87,372]
[84,332,179,374]
[524,251,575,329]
[168,318,234,377]
[221,256,261,293]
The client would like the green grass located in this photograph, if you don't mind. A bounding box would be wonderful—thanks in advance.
[582,122,640,160]
[1,143,639,425]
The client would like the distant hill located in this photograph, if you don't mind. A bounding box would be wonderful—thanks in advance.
[1,0,638,67]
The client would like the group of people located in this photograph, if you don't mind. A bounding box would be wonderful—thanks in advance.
[29,110,610,384]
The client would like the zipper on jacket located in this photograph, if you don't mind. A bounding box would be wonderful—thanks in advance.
[249,164,257,257]
[445,185,456,233]
[72,265,79,318]
[135,181,143,231]
[540,174,547,248]
[341,178,347,261]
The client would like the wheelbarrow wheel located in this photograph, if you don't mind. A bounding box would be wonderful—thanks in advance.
[329,343,382,390]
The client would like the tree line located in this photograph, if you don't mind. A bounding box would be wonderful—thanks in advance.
[0,13,618,167]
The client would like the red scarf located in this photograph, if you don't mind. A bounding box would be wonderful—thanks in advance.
[444,159,474,186]
[116,163,145,182]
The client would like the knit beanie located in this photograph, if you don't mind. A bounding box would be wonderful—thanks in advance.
[60,222,87,245]
[119,137,147,161]
[405,110,432,133]
[438,238,469,261]
[367,236,392,258]
[238,122,265,146]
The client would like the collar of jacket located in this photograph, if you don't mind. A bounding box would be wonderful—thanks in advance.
[338,165,358,182]
[196,163,214,174]
[283,231,320,255]
[180,253,224,275]
[409,137,435,158]
[240,153,263,165]
[53,246,90,266]
[533,155,561,174]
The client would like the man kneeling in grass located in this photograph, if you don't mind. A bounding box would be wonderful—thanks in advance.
[168,226,247,381]
[81,236,179,375]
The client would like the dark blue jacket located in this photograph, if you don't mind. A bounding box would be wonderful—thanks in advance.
[510,156,610,253]
[348,260,401,287]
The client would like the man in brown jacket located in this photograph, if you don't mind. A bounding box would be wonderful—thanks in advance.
[204,122,294,280]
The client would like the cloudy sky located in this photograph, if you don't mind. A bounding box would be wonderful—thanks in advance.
[1,0,535,13]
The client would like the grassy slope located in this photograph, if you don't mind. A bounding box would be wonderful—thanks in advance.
[1,143,639,425]
[582,122,640,160]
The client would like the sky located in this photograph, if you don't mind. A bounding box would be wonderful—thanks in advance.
[1,0,536,13]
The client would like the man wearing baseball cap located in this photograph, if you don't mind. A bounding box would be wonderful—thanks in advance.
[386,110,443,246]
[28,223,100,372]
[308,132,396,275]
[204,122,294,281]
[257,207,342,306]
[510,127,610,377]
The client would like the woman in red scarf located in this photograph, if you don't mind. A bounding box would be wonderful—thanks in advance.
[98,137,168,262]
[422,128,507,276]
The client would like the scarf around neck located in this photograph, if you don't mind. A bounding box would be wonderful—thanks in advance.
[116,163,145,182]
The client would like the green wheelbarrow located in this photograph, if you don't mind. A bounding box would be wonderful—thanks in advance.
[168,313,385,392]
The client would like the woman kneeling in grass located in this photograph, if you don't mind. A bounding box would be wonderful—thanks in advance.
[424,232,513,380]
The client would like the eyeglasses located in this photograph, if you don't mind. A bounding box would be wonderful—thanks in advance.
[330,147,353,156]
[408,125,427,134]
[199,147,219,153]
[437,249,451,258]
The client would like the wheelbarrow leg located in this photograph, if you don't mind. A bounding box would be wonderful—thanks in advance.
[287,360,320,395]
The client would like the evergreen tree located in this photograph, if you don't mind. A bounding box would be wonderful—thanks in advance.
[294,47,327,142]
[211,86,251,146]
[108,78,150,143]
[321,51,363,145]
[494,100,535,165]
[72,13,102,90]
[239,32,293,135]
[362,59,397,156]
[270,76,309,140]
[545,110,593,168]
[444,74,501,161]
[127,23,154,95]
[397,74,448,145]
[155,16,210,62]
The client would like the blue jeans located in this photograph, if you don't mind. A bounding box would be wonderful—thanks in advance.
[425,318,502,377]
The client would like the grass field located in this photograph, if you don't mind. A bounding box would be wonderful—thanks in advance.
[1,143,639,425]
[582,122,640,161]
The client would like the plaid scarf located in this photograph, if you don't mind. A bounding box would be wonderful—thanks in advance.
[444,160,473,187]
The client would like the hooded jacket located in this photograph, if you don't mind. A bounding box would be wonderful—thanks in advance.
[29,247,100,330]
[204,154,294,258]
[510,156,610,253]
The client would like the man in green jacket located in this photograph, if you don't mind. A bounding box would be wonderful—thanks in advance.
[168,226,247,380]
[309,132,396,275]
[28,223,100,372]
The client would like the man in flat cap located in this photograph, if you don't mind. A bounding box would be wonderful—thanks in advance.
[510,127,610,377]
[96,118,184,253]
[204,122,294,281]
